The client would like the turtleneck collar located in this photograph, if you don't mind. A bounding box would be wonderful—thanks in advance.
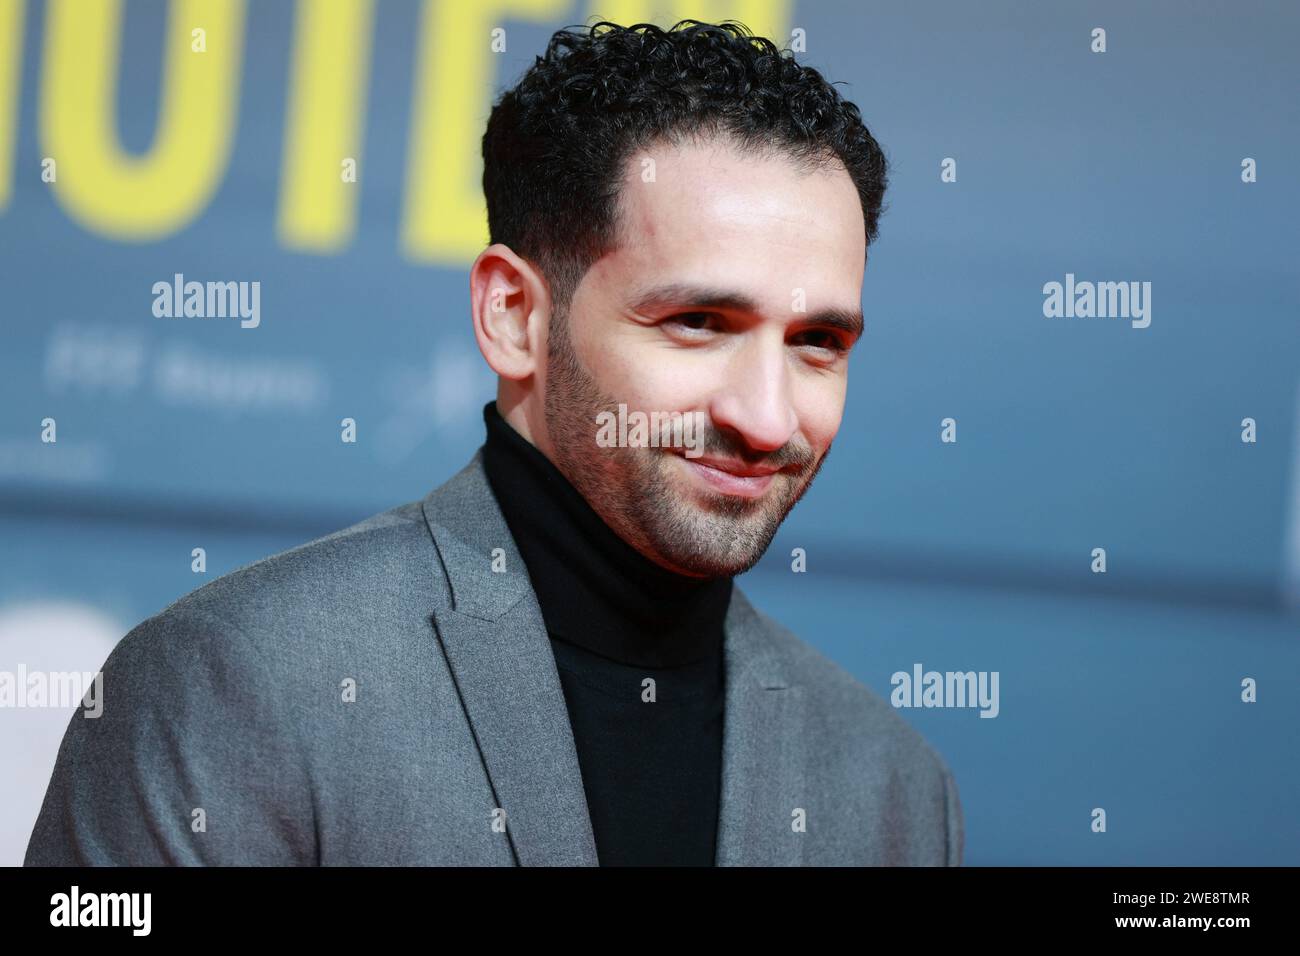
[480,401,732,669]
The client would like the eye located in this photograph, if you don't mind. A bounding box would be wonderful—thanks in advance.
[793,329,849,354]
[663,312,720,334]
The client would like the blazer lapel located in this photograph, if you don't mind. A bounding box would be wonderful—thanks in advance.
[714,589,808,866]
[421,453,599,866]
[420,451,808,867]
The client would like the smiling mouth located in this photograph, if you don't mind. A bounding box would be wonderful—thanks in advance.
[673,451,784,499]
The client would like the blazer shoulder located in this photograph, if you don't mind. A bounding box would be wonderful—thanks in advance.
[158,496,440,634]
[25,597,319,865]
[739,597,964,864]
[743,595,957,782]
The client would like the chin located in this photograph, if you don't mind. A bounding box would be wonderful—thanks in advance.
[655,514,780,577]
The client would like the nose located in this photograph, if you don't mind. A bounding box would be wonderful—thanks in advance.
[707,334,799,453]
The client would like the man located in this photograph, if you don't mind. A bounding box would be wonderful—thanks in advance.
[25,20,962,866]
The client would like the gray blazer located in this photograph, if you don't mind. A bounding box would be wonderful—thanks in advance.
[25,452,963,866]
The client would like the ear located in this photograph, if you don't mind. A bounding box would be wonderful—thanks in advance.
[469,244,548,381]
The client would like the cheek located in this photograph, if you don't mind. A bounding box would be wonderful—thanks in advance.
[587,342,711,412]
[792,376,847,453]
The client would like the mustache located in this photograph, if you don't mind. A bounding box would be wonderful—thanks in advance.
[682,424,818,473]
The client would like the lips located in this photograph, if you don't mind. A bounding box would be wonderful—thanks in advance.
[677,453,781,498]
[687,454,782,478]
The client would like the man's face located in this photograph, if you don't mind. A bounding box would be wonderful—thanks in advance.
[541,135,867,578]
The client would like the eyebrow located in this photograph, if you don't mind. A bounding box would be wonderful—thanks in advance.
[627,282,864,341]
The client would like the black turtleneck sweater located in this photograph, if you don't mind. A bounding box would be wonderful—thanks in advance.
[480,401,731,866]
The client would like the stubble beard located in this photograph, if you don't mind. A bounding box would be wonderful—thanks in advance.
[541,312,829,579]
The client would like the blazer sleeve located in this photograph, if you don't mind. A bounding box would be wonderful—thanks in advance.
[941,763,965,866]
[23,607,317,866]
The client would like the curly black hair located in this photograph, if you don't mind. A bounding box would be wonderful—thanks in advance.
[481,19,889,316]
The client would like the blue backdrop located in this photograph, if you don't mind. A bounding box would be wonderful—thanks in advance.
[1,0,1297,865]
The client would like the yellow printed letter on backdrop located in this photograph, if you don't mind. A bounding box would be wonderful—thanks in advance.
[40,0,245,240]
[0,0,25,212]
[277,0,376,253]
[401,0,566,265]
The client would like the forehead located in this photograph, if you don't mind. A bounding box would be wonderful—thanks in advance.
[601,135,866,302]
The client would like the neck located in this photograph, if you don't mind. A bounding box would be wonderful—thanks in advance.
[480,401,732,668]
